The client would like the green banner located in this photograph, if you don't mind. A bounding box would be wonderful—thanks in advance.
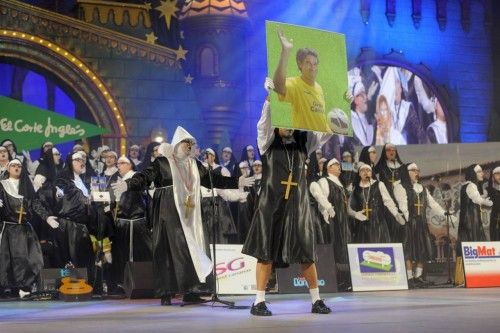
[266,21,351,135]
[0,96,108,151]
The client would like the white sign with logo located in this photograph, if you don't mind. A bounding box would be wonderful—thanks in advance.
[210,244,257,295]
[348,243,408,291]
[462,241,500,288]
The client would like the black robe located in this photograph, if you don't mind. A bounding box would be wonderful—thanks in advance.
[350,181,391,243]
[126,156,238,296]
[490,186,500,241]
[459,183,486,243]
[110,181,152,284]
[377,165,405,243]
[242,130,316,267]
[403,187,434,262]
[325,178,351,264]
[42,177,95,269]
[0,183,43,289]
[200,166,237,244]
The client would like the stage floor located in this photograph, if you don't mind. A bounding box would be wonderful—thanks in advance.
[1,288,500,333]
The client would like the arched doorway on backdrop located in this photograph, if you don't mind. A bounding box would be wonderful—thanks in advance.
[0,30,127,159]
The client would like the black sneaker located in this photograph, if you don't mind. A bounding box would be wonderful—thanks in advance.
[182,293,205,303]
[250,301,272,316]
[311,300,332,314]
[160,295,172,306]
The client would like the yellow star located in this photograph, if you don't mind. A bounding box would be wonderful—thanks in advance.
[175,45,188,61]
[185,74,193,84]
[145,32,158,44]
[155,0,178,30]
[144,2,152,10]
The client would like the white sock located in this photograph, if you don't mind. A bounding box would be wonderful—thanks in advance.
[254,290,266,305]
[407,270,414,279]
[415,267,423,278]
[309,287,320,303]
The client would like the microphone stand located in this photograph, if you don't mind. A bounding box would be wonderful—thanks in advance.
[182,164,242,308]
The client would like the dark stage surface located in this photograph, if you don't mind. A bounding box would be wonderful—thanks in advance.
[1,288,500,333]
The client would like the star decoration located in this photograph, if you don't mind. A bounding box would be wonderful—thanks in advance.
[185,74,194,84]
[175,45,188,61]
[145,32,158,44]
[155,0,178,30]
[144,2,152,10]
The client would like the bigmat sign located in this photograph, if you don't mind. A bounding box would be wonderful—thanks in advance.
[462,241,500,288]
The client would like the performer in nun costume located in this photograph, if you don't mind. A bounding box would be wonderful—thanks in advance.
[0,159,43,298]
[488,166,500,241]
[117,126,253,305]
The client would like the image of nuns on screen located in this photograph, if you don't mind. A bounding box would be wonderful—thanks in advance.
[344,63,459,149]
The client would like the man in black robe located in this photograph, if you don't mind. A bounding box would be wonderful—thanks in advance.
[488,166,500,241]
[0,159,43,298]
[109,156,152,290]
[117,126,253,305]
[374,143,406,242]
[394,163,446,287]
[309,158,353,290]
[242,99,333,316]
[459,165,492,244]
[349,163,406,243]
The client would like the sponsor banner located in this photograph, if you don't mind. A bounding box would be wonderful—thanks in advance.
[462,241,500,288]
[348,243,408,291]
[210,244,257,295]
[0,96,108,150]
[276,244,337,293]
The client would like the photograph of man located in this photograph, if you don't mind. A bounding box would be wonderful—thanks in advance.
[273,30,329,132]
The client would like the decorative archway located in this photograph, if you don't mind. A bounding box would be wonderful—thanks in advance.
[0,29,128,154]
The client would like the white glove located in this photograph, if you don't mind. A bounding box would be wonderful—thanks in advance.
[22,150,32,161]
[47,216,59,229]
[0,199,3,208]
[264,77,275,93]
[239,191,249,203]
[355,211,368,221]
[111,180,128,194]
[395,214,406,226]
[481,197,493,207]
[90,149,98,159]
[104,252,112,264]
[239,176,255,188]
[327,207,336,219]
[55,186,64,198]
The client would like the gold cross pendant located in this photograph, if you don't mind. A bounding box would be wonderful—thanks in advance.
[280,172,298,200]
[414,195,423,216]
[363,202,372,220]
[16,204,27,224]
[184,194,195,218]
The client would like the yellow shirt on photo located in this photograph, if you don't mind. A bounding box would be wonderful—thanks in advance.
[278,77,328,132]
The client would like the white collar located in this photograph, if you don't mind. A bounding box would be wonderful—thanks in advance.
[254,173,262,180]
[327,174,343,188]
[121,170,136,181]
[413,183,423,193]
[387,160,401,169]
[0,178,23,199]
[359,179,376,188]
[73,173,89,197]
[104,166,118,176]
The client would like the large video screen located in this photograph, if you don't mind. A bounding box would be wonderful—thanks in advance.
[346,64,458,147]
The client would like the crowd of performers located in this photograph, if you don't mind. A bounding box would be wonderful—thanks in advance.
[0,116,499,315]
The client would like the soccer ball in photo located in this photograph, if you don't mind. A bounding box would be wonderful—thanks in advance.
[327,108,349,134]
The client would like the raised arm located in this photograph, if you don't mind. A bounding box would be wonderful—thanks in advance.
[126,158,160,191]
[257,100,275,155]
[273,29,293,96]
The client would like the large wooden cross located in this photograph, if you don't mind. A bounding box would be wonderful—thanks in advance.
[280,172,298,200]
[184,194,195,218]
[16,204,27,224]
[414,195,423,216]
[362,202,372,220]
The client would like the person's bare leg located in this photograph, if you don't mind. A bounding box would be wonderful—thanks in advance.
[254,261,272,305]
[302,263,331,313]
